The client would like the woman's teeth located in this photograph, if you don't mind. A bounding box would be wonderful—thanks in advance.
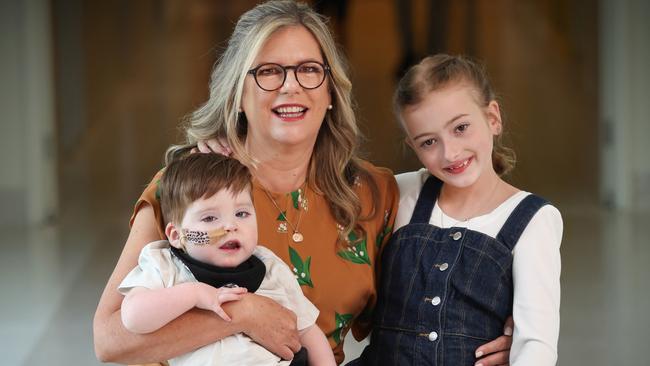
[274,106,306,118]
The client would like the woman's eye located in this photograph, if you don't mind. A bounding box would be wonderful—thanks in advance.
[258,66,282,76]
[298,65,320,74]
[201,216,218,223]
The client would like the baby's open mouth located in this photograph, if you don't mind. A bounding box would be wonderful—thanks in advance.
[219,240,241,250]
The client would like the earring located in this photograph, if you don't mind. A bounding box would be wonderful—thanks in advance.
[327,104,333,110]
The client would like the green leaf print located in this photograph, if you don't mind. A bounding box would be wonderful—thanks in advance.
[376,225,392,249]
[337,232,371,265]
[276,211,287,221]
[154,179,161,201]
[330,312,354,344]
[289,246,314,287]
[291,190,300,209]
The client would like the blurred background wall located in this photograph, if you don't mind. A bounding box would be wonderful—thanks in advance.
[1,0,649,365]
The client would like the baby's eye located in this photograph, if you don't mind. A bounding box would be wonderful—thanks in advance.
[201,216,218,223]
[236,211,251,218]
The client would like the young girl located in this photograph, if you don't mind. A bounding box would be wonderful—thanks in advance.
[357,54,562,365]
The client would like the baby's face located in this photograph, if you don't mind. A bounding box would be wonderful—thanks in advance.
[179,187,257,268]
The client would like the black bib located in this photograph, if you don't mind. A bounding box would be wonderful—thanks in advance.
[170,246,266,292]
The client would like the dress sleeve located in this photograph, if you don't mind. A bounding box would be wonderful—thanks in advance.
[277,260,320,331]
[510,204,563,365]
[129,169,166,240]
[350,166,399,341]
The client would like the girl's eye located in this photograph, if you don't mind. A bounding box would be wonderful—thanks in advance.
[455,123,470,133]
[236,211,251,218]
[420,138,436,148]
[201,216,218,223]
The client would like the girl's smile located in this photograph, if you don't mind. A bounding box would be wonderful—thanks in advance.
[443,157,473,175]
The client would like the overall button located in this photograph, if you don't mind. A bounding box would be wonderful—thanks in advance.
[428,331,439,341]
[437,262,449,271]
[452,231,462,241]
[431,296,441,306]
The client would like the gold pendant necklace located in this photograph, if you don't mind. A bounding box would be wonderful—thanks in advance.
[440,179,501,227]
[263,186,307,243]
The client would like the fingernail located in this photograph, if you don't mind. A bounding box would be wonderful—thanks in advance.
[475,363,484,366]
[475,350,483,358]
[504,326,513,336]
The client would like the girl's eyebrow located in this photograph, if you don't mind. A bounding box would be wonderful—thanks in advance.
[413,113,469,141]
[445,113,469,127]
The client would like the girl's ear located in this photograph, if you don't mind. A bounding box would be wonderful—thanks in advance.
[404,136,415,150]
[165,222,184,249]
[486,100,503,136]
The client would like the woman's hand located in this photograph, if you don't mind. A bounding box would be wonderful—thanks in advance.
[227,293,301,360]
[473,316,514,366]
[192,138,232,156]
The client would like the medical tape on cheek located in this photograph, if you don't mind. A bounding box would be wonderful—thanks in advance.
[180,228,227,246]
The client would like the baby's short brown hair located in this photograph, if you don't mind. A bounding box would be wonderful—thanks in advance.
[160,154,252,225]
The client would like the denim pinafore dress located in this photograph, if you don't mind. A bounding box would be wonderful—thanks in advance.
[357,176,548,366]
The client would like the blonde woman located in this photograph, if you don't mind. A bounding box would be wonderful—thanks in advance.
[93,1,512,365]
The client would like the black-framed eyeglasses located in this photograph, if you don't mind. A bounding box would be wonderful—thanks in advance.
[247,61,330,91]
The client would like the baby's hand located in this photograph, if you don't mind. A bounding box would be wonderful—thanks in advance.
[195,283,248,322]
[191,137,232,157]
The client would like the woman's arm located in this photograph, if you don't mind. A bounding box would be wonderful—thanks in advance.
[299,325,336,366]
[93,204,301,363]
[473,317,514,366]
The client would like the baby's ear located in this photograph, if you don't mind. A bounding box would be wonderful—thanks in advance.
[165,222,183,249]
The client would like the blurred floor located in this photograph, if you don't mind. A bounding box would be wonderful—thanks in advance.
[1,0,645,365]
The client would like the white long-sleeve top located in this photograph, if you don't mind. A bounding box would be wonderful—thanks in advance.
[394,169,562,366]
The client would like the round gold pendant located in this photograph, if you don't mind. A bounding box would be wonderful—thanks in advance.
[292,232,304,243]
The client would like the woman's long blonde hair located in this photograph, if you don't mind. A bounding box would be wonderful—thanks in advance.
[166,0,378,241]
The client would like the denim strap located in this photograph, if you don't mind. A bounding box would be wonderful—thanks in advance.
[409,175,442,224]
[496,194,549,250]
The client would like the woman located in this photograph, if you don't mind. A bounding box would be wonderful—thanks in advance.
[93,1,511,365]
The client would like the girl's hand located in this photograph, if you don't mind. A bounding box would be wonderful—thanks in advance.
[474,316,514,366]
[192,137,232,156]
[195,283,248,322]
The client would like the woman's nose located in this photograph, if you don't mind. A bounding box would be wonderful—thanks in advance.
[280,70,301,93]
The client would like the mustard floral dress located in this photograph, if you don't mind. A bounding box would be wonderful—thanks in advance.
[131,160,398,364]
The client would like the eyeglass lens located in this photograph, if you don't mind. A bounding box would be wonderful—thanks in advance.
[254,62,326,91]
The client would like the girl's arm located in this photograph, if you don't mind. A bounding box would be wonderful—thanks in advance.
[299,325,336,366]
[510,205,562,365]
[121,283,247,334]
[93,204,301,363]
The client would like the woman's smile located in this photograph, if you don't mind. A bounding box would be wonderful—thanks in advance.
[272,103,308,122]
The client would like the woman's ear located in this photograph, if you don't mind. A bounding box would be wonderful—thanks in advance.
[165,222,183,249]
[486,100,503,136]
